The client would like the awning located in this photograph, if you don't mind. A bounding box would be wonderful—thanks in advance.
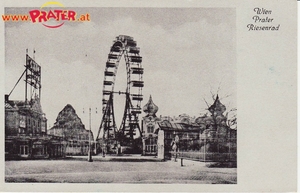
[158,120,201,132]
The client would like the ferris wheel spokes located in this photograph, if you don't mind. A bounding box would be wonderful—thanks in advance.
[97,35,144,149]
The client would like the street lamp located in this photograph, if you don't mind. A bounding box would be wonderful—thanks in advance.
[88,107,93,162]
[102,141,106,158]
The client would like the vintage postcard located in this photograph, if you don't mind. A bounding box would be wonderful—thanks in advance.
[0,0,297,192]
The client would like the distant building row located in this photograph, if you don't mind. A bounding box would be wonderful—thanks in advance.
[5,95,93,160]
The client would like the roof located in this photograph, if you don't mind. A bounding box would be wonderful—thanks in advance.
[4,100,27,110]
[158,120,201,132]
[5,101,15,109]
[208,95,226,114]
[143,95,158,116]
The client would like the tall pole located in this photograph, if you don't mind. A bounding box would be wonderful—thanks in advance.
[88,107,93,162]
[204,133,206,162]
[39,65,41,100]
[25,50,28,104]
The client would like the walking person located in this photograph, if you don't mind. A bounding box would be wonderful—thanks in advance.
[171,139,178,162]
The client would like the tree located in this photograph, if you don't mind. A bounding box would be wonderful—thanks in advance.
[226,108,237,130]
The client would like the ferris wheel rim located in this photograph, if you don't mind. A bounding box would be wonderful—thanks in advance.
[99,35,144,141]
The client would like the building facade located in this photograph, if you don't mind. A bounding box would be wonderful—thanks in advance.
[48,104,94,156]
[5,95,64,159]
[141,96,160,155]
[48,126,93,156]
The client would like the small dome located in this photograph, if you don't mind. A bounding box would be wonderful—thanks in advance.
[143,95,158,116]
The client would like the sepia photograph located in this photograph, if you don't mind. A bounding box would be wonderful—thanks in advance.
[4,6,236,184]
[0,0,297,192]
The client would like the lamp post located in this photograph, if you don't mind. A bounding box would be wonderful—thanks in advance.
[204,130,208,162]
[102,140,106,158]
[88,107,93,162]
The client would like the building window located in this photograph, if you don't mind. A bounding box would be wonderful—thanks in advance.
[20,145,29,155]
[147,126,154,133]
[145,137,157,153]
[148,138,153,145]
[19,115,26,128]
[18,128,25,134]
[165,132,172,139]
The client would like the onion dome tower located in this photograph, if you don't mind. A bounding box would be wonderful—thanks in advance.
[142,95,160,155]
[208,95,226,116]
[143,95,158,117]
[208,95,228,136]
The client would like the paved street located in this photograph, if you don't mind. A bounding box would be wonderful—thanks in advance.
[5,155,237,184]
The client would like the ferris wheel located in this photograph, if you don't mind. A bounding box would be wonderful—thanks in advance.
[96,35,144,146]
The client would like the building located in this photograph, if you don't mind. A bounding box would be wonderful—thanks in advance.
[5,53,64,160]
[5,95,64,159]
[48,104,94,156]
[141,95,160,155]
[142,95,237,162]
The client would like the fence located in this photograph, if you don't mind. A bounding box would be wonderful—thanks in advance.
[168,137,236,162]
[179,152,237,162]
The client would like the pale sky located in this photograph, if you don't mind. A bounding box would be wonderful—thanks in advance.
[5,7,236,138]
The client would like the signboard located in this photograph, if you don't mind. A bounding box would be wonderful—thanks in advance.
[26,55,41,74]
[26,54,41,89]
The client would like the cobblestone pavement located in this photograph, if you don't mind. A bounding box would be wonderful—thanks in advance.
[5,155,237,184]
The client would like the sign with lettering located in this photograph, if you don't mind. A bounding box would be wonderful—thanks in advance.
[26,54,41,89]
[247,7,280,31]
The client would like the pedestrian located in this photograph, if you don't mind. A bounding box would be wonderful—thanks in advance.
[171,139,178,162]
